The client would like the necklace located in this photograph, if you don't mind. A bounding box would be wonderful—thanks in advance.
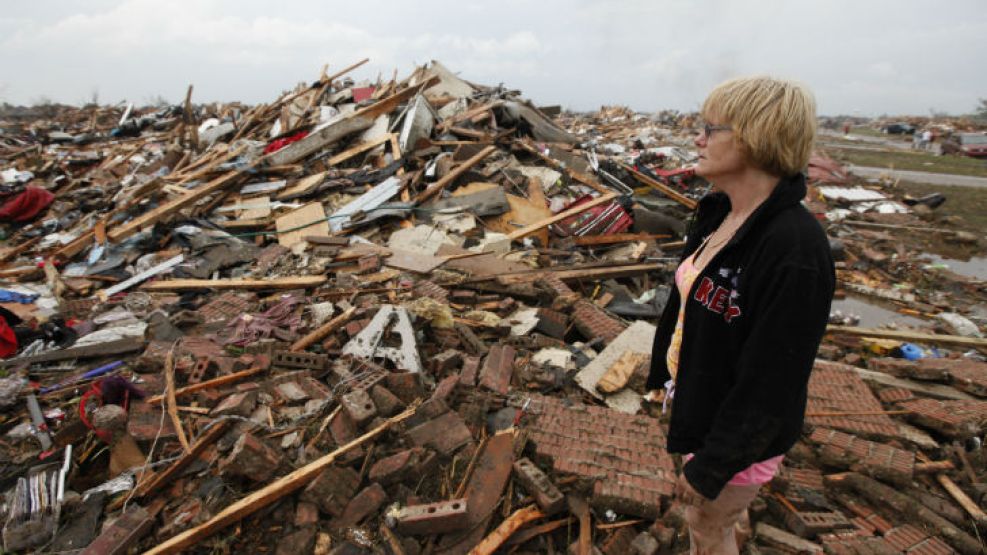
[695,219,739,267]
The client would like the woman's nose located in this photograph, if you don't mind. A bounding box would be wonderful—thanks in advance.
[694,131,706,148]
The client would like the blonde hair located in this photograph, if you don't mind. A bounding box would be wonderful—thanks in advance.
[702,76,816,177]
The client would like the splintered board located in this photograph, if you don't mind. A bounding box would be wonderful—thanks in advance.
[276,202,330,248]
[277,172,326,200]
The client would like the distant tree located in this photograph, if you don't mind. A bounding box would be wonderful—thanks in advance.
[977,98,987,118]
[144,94,170,108]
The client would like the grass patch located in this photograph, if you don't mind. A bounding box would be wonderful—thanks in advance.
[849,126,887,138]
[895,180,987,239]
[827,146,987,178]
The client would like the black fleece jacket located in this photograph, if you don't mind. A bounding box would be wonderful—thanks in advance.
[647,173,835,500]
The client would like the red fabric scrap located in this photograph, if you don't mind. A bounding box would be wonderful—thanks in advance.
[352,86,376,103]
[264,130,310,154]
[0,317,17,358]
[0,186,54,222]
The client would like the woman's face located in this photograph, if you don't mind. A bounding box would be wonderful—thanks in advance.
[694,115,747,182]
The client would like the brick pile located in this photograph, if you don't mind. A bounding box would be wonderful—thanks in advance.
[806,428,915,485]
[571,300,628,345]
[521,393,674,519]
[897,398,987,439]
[807,361,900,439]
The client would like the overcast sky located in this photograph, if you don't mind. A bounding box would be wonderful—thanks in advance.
[2,0,985,116]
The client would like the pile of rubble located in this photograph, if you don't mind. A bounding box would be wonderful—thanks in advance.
[0,59,985,554]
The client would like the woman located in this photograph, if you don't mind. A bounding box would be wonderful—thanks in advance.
[646,76,835,554]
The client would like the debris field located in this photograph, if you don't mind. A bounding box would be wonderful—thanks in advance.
[0,59,986,554]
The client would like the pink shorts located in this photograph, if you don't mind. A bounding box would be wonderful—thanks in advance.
[684,453,784,486]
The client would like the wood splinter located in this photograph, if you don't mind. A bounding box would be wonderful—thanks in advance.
[144,401,420,555]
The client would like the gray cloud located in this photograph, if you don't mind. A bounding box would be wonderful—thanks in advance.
[1,0,985,115]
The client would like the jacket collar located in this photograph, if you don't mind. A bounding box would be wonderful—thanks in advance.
[693,172,807,246]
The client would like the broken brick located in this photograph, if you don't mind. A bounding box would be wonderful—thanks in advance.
[337,483,387,527]
[478,344,516,395]
[535,307,568,339]
[294,502,320,527]
[369,384,404,416]
[393,499,469,535]
[275,527,316,555]
[431,349,463,374]
[340,388,377,427]
[601,527,636,555]
[459,355,481,387]
[808,428,915,485]
[572,300,626,344]
[899,397,987,439]
[384,372,424,404]
[513,457,565,514]
[405,411,473,455]
[300,465,361,517]
[210,390,257,417]
[220,433,283,482]
[272,350,328,370]
[368,447,435,486]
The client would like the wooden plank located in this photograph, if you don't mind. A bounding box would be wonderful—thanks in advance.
[144,403,419,555]
[619,162,698,210]
[325,58,370,86]
[236,195,271,220]
[263,78,437,167]
[147,367,264,405]
[325,133,394,167]
[0,236,40,267]
[469,505,545,555]
[495,263,656,285]
[164,347,191,453]
[436,100,503,132]
[263,115,375,167]
[276,172,326,200]
[108,169,246,243]
[386,250,445,274]
[276,202,329,248]
[215,218,272,230]
[141,276,326,291]
[414,145,497,204]
[826,325,987,349]
[133,419,231,500]
[515,140,610,195]
[573,232,670,246]
[290,306,356,352]
[505,192,618,241]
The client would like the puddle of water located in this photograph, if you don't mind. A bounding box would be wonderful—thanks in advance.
[921,254,987,281]
[831,296,928,329]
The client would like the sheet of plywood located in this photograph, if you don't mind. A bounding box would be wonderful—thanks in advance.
[435,245,529,275]
[385,249,445,274]
[239,195,271,220]
[276,202,329,248]
[485,194,553,246]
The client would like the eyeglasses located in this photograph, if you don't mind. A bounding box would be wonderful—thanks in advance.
[702,123,732,138]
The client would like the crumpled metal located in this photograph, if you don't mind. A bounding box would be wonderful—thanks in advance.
[222,295,302,347]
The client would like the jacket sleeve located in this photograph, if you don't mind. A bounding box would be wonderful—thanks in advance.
[683,261,832,499]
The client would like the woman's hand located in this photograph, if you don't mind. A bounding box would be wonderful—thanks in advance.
[674,473,708,507]
[643,389,666,404]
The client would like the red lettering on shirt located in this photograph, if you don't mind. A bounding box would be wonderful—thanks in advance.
[725,304,742,323]
[709,287,729,313]
[693,277,714,305]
